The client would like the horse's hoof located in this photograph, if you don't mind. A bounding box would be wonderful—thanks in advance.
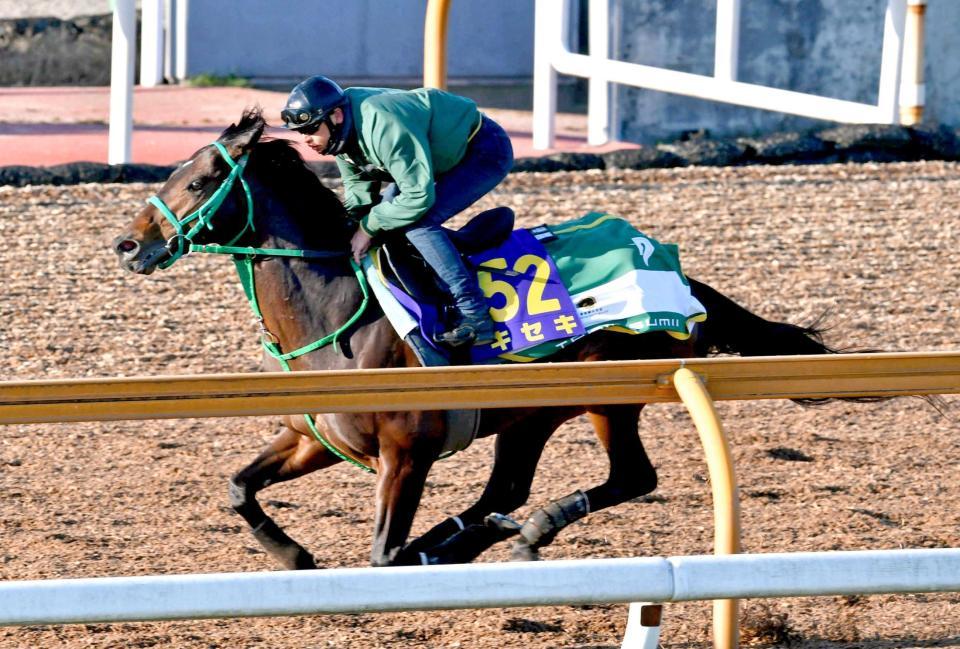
[275,547,318,570]
[510,541,540,562]
[293,552,318,570]
[485,512,522,536]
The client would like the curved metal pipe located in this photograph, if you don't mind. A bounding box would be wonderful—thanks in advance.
[673,367,741,649]
[424,0,452,89]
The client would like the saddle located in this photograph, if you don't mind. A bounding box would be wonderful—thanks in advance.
[374,206,516,337]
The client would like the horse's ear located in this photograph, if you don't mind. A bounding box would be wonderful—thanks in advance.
[219,108,266,159]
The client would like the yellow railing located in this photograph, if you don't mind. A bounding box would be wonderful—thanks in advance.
[1,352,956,425]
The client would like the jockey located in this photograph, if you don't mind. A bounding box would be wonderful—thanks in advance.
[281,75,513,348]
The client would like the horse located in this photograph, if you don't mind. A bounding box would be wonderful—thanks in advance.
[112,108,863,570]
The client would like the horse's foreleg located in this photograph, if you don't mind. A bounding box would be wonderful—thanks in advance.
[369,436,441,567]
[406,408,575,565]
[512,404,656,561]
[230,425,341,570]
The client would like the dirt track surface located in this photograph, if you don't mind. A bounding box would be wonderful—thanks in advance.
[0,162,959,648]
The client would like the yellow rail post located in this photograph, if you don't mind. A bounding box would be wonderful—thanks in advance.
[674,367,741,649]
[899,0,927,125]
[424,0,452,89]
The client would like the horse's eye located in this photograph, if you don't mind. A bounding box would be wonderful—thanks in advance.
[188,179,204,192]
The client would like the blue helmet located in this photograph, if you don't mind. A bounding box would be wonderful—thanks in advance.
[280,75,353,155]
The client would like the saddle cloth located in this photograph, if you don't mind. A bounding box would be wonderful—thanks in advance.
[366,212,707,365]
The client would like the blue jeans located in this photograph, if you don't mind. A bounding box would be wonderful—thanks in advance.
[389,115,514,320]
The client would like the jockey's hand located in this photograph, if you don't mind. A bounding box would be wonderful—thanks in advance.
[350,228,373,263]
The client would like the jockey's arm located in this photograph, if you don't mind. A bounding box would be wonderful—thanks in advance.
[359,122,435,237]
[336,157,381,220]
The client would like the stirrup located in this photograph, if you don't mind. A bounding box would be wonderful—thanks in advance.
[434,318,495,348]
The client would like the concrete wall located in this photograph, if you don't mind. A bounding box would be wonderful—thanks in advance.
[181,1,534,82]
[616,0,960,143]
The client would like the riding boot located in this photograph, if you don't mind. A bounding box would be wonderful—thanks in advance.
[404,223,495,347]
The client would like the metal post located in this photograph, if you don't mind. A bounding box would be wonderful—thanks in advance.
[533,0,568,149]
[899,0,926,124]
[140,0,164,87]
[163,0,175,82]
[587,0,610,145]
[423,0,452,89]
[877,0,909,123]
[174,0,189,81]
[714,0,741,81]
[621,602,662,649]
[673,368,741,649]
[108,0,136,164]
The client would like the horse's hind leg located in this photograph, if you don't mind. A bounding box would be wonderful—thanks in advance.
[230,425,341,570]
[404,408,578,565]
[512,404,656,561]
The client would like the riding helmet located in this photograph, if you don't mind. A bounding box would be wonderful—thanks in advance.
[280,75,353,155]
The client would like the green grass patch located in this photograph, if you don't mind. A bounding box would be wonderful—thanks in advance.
[186,73,251,88]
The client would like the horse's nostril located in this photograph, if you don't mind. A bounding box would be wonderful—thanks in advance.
[116,239,138,254]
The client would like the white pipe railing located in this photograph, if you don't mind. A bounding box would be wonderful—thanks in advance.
[534,0,909,149]
[0,549,956,628]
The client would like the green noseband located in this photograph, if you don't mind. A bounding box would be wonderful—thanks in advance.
[147,141,254,268]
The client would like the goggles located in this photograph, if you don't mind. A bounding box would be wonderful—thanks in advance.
[281,108,322,134]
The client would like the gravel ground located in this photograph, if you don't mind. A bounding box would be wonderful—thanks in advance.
[0,162,958,648]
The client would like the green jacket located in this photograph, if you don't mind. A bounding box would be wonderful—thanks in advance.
[335,87,481,236]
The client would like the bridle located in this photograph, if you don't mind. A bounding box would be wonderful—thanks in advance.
[147,141,255,269]
[144,140,374,472]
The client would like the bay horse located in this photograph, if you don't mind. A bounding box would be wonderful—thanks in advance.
[112,108,856,570]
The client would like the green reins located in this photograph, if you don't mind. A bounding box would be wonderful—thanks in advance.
[147,141,374,473]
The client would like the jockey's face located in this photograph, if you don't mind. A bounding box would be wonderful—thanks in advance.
[302,121,331,154]
[301,107,343,155]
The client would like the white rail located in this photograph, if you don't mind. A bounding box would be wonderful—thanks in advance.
[0,549,956,627]
[533,0,909,148]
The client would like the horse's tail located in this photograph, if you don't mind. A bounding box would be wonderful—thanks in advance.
[688,277,885,405]
[689,278,839,358]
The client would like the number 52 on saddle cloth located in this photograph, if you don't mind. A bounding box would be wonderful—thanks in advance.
[366,212,707,365]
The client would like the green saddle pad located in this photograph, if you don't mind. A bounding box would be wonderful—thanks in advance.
[487,212,706,363]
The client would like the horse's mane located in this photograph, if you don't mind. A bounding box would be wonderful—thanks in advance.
[219,108,353,242]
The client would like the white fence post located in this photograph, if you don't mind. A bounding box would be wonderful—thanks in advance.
[174,0,190,81]
[108,0,137,165]
[588,0,611,145]
[878,0,908,123]
[621,602,662,649]
[714,0,740,81]
[140,0,164,87]
[533,0,565,150]
[163,0,176,82]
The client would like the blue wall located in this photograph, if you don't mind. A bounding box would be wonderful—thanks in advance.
[183,1,534,80]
